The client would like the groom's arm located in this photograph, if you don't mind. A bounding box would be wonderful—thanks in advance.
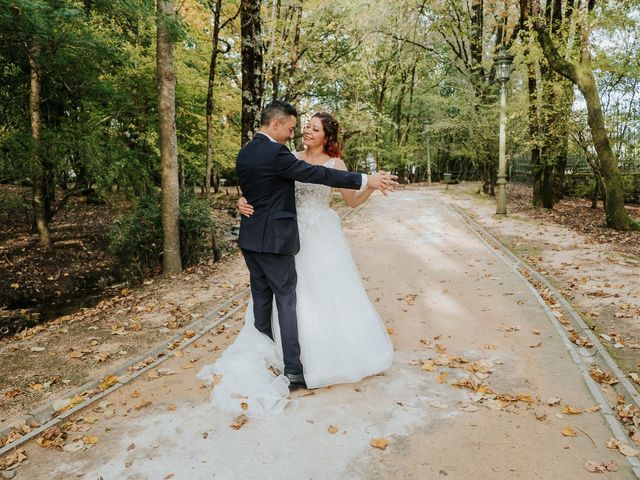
[274,146,364,190]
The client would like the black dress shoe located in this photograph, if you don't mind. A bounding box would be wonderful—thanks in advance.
[285,372,307,390]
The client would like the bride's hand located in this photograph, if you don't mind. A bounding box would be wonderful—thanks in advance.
[238,196,254,217]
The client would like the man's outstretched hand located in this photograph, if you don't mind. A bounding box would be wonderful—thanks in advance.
[367,171,399,195]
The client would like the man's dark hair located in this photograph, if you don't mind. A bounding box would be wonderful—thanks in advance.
[260,100,298,126]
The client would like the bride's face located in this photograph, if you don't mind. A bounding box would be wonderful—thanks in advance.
[302,117,325,149]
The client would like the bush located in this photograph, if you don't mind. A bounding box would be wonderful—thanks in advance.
[108,191,215,281]
[0,188,31,224]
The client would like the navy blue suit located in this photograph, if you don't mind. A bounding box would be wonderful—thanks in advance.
[236,133,363,374]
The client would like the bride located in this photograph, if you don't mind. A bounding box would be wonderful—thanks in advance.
[198,113,393,417]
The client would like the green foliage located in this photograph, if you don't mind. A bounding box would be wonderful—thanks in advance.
[0,189,30,224]
[107,191,215,281]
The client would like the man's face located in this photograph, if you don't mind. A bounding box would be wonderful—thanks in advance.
[272,115,297,144]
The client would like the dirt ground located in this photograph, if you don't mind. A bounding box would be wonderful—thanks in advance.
[3,187,638,479]
[0,186,242,337]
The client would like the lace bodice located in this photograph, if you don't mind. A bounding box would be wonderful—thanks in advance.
[295,157,339,232]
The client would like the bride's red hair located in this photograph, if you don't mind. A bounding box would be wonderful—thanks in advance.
[313,112,343,158]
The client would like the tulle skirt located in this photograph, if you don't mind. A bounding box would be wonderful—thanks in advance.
[198,207,393,417]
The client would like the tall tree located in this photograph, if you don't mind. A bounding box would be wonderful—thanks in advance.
[28,42,51,248]
[157,0,182,273]
[528,0,639,230]
[240,0,264,145]
[204,1,238,194]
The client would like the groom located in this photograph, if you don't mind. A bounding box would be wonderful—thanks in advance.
[236,101,396,388]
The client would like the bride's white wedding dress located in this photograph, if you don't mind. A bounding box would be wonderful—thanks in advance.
[198,158,394,417]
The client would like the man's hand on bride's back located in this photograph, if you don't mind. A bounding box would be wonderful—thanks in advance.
[367,171,399,195]
[238,196,254,217]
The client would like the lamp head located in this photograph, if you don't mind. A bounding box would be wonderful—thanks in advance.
[495,47,514,83]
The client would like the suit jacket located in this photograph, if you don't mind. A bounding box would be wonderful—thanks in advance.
[236,133,363,255]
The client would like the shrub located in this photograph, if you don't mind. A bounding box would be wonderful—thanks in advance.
[108,191,215,281]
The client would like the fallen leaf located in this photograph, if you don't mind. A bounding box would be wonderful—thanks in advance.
[167,404,177,411]
[327,425,339,434]
[619,443,640,457]
[184,330,196,339]
[436,372,449,384]
[561,426,577,437]
[529,342,542,348]
[134,401,152,411]
[547,397,561,406]
[82,435,99,445]
[231,414,247,430]
[386,327,395,335]
[584,460,618,473]
[99,375,119,391]
[241,402,248,412]
[561,405,583,415]
[370,437,389,450]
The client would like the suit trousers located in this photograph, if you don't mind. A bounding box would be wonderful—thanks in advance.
[241,249,303,375]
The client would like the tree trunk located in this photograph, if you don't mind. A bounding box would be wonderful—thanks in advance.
[533,1,639,230]
[240,0,263,146]
[579,70,636,229]
[28,45,51,248]
[205,0,223,196]
[157,0,182,274]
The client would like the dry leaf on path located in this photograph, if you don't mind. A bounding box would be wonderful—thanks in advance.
[561,405,583,415]
[584,460,618,473]
[231,414,247,430]
[561,426,577,437]
[370,438,389,450]
[436,372,448,384]
[327,425,339,434]
[134,401,152,411]
[82,435,99,445]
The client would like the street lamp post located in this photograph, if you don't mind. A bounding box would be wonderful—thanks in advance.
[495,47,514,215]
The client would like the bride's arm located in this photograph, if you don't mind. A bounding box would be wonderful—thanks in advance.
[333,158,375,208]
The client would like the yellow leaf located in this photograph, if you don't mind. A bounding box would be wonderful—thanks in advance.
[386,327,395,335]
[184,330,196,339]
[561,405,582,415]
[436,344,447,354]
[420,360,435,372]
[436,372,449,384]
[167,404,177,411]
[327,425,338,434]
[241,402,248,411]
[181,363,194,369]
[99,375,119,391]
[134,400,152,411]
[231,414,247,430]
[370,437,389,450]
[561,426,577,437]
[82,435,99,445]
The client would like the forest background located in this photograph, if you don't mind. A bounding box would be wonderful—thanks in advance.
[1,0,639,333]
